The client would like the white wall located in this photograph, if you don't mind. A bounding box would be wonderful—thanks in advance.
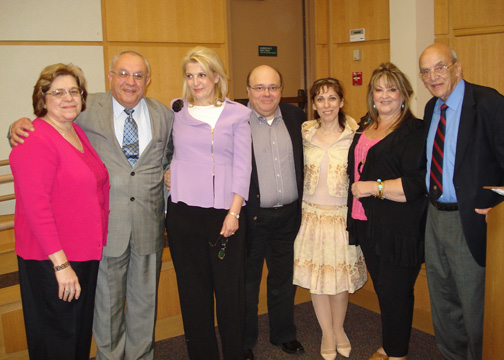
[0,0,105,215]
[389,0,434,119]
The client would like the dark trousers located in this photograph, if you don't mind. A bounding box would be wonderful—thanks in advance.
[166,200,246,360]
[425,203,484,360]
[355,220,420,357]
[17,256,99,360]
[244,202,298,348]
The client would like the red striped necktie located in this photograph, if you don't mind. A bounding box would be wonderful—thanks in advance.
[429,104,448,200]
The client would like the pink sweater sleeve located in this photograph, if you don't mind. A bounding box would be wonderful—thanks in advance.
[10,132,63,256]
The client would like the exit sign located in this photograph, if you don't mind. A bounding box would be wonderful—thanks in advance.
[258,46,277,57]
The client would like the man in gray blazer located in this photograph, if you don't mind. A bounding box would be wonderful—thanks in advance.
[11,51,174,360]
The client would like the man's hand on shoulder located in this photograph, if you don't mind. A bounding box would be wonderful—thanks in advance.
[10,118,34,146]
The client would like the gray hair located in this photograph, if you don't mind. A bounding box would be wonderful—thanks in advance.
[450,48,458,63]
[109,50,151,77]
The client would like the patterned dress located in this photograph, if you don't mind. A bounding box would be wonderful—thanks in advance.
[293,118,367,294]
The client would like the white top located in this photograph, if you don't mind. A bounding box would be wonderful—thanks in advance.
[188,102,225,129]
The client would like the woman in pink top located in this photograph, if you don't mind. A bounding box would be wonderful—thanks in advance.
[9,63,109,360]
[346,63,426,360]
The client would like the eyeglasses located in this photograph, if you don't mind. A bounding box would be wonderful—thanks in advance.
[248,85,282,93]
[209,235,229,260]
[418,63,455,80]
[110,70,146,81]
[45,88,83,99]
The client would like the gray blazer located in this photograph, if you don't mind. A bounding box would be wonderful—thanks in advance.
[76,91,174,257]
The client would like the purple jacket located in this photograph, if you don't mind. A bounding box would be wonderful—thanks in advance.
[170,98,252,209]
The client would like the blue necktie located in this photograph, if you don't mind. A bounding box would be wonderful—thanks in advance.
[122,108,139,166]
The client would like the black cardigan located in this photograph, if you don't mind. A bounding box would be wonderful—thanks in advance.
[347,117,427,267]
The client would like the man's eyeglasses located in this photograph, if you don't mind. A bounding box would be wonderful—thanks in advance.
[110,70,146,81]
[419,63,455,80]
[248,85,282,93]
[45,88,83,99]
[209,235,229,260]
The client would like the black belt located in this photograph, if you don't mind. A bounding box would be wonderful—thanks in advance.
[430,200,458,211]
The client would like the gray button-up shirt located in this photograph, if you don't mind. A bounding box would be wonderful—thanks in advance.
[249,106,298,208]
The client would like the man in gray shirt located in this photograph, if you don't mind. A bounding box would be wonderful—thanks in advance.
[243,65,306,360]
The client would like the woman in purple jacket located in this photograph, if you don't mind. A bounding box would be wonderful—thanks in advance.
[166,46,252,360]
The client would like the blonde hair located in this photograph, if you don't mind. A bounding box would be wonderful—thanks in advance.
[366,62,414,131]
[181,46,228,106]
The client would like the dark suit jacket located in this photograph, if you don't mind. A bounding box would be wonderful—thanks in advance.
[244,102,306,237]
[423,81,504,266]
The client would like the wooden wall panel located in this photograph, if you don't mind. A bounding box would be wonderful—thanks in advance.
[331,41,390,120]
[315,0,329,44]
[104,0,226,43]
[229,0,305,99]
[332,0,389,44]
[315,45,330,80]
[483,201,504,359]
[454,33,504,94]
[452,0,504,29]
[106,44,228,108]
[157,258,181,319]
[434,0,449,35]
[1,309,26,354]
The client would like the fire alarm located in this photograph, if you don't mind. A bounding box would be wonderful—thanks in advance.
[352,72,363,86]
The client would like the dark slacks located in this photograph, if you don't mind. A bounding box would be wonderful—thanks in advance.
[167,200,246,360]
[244,202,298,349]
[355,220,420,358]
[17,256,99,360]
[425,203,485,360]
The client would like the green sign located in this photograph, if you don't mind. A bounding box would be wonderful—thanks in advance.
[258,46,277,57]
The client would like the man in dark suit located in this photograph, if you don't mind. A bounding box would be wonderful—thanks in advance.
[419,43,504,360]
[11,51,173,360]
[243,65,306,360]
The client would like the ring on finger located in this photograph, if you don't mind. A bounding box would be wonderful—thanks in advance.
[65,289,71,293]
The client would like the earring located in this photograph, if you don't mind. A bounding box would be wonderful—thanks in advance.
[401,103,405,109]
[372,104,376,109]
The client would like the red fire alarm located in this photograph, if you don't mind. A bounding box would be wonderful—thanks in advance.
[352,72,363,86]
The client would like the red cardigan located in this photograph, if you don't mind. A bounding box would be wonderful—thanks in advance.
[10,118,110,261]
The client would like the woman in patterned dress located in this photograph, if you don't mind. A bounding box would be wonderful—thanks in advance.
[293,78,367,360]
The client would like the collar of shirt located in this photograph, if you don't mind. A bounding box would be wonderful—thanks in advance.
[437,78,465,113]
[248,103,283,126]
[112,97,152,155]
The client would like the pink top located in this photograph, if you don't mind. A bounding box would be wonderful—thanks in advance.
[351,133,381,220]
[10,118,110,261]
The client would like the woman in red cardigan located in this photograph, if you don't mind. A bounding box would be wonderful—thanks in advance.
[9,63,109,360]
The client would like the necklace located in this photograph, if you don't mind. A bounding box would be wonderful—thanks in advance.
[45,119,84,152]
[45,119,74,136]
[358,123,393,175]
[358,136,375,175]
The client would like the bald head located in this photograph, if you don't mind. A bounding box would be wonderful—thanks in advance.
[419,43,462,102]
[246,65,283,118]
[419,44,457,67]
